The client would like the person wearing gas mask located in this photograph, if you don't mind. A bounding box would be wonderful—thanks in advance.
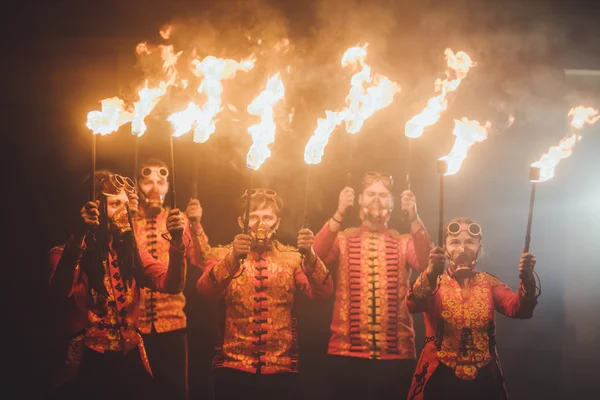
[196,188,333,400]
[130,158,208,400]
[48,169,188,400]
[405,217,538,400]
[313,171,433,400]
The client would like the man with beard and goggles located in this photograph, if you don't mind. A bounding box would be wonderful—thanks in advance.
[406,217,539,400]
[48,169,188,400]
[196,188,333,400]
[130,158,209,400]
[313,171,433,400]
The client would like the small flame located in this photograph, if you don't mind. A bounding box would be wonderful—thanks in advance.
[405,48,475,138]
[304,44,399,164]
[160,25,173,40]
[187,55,255,143]
[531,105,599,182]
[86,97,133,135]
[136,42,150,55]
[438,118,491,175]
[246,73,285,170]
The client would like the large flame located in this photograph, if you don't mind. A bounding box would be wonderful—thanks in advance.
[190,55,255,143]
[132,44,183,136]
[438,118,491,175]
[531,106,599,182]
[86,97,133,135]
[168,55,255,142]
[304,44,399,164]
[405,49,474,139]
[246,73,285,170]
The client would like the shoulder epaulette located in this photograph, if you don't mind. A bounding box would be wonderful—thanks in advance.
[483,272,502,287]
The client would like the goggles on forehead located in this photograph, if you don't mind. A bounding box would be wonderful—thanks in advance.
[101,174,136,197]
[447,222,482,237]
[141,166,169,179]
[363,171,393,187]
[241,188,278,199]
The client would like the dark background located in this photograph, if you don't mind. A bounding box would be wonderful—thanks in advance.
[3,0,599,399]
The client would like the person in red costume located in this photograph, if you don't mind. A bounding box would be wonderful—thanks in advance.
[131,158,209,400]
[197,188,333,400]
[313,171,433,400]
[48,170,187,400]
[406,217,539,400]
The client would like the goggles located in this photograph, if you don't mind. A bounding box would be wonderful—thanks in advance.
[447,222,482,237]
[362,171,393,188]
[101,174,135,197]
[141,166,169,179]
[241,188,278,200]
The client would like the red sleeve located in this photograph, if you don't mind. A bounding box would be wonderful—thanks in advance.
[313,222,341,267]
[490,274,537,319]
[294,257,333,300]
[141,246,186,294]
[405,225,433,272]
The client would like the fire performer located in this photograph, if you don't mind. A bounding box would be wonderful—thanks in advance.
[196,188,333,400]
[131,158,210,400]
[313,171,433,400]
[406,217,538,400]
[48,170,188,400]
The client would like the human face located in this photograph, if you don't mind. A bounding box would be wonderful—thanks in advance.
[238,205,281,250]
[358,181,393,224]
[106,190,129,219]
[445,223,481,275]
[138,166,169,213]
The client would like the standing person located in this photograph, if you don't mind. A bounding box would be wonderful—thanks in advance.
[197,188,333,400]
[313,171,433,400]
[406,217,539,400]
[48,170,188,400]
[132,158,209,400]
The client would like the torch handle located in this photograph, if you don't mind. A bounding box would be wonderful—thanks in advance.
[92,134,97,201]
[523,182,537,254]
[438,174,444,246]
[169,136,177,209]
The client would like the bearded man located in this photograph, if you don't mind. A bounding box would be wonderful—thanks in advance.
[313,171,433,400]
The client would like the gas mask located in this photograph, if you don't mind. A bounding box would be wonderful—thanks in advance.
[250,220,277,249]
[110,204,133,234]
[138,166,169,217]
[446,246,479,277]
[99,173,136,235]
[360,198,392,224]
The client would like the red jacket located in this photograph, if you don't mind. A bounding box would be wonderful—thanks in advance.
[133,208,209,334]
[48,236,186,381]
[405,269,538,400]
[314,222,432,360]
[197,242,333,374]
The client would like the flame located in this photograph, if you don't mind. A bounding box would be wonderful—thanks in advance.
[168,102,203,138]
[438,118,491,175]
[405,48,475,139]
[136,42,150,55]
[132,45,183,136]
[179,55,255,143]
[531,106,599,182]
[246,73,285,170]
[86,97,133,135]
[160,25,173,40]
[304,45,399,164]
